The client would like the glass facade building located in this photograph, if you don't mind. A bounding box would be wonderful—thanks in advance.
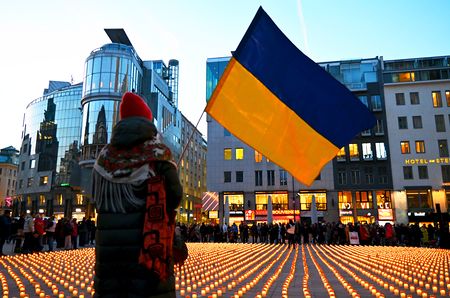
[16,81,83,217]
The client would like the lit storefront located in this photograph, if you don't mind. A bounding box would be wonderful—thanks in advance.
[224,192,244,225]
[299,191,327,223]
[338,190,392,224]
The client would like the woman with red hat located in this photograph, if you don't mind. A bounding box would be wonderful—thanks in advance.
[92,92,183,297]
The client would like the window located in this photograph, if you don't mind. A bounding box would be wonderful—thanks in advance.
[224,148,232,160]
[415,140,425,153]
[235,148,244,160]
[355,191,373,209]
[432,91,442,107]
[255,170,263,186]
[407,190,431,209]
[338,170,347,185]
[364,167,374,184]
[224,171,231,183]
[349,144,359,161]
[371,95,382,111]
[398,116,408,129]
[361,129,371,136]
[400,141,410,154]
[418,166,428,179]
[412,116,422,129]
[374,119,384,135]
[403,166,413,180]
[19,180,23,188]
[378,167,388,184]
[267,170,275,186]
[0,168,2,175]
[27,177,33,187]
[446,90,450,107]
[438,140,449,157]
[30,159,35,169]
[300,193,327,211]
[39,195,46,205]
[395,93,405,105]
[254,150,263,163]
[39,176,49,186]
[442,165,450,183]
[235,171,243,183]
[435,114,446,132]
[410,92,420,105]
[336,147,346,162]
[358,96,368,108]
[279,170,287,185]
[375,143,387,160]
[256,193,288,211]
[21,162,25,171]
[362,143,373,160]
[350,169,361,184]
[338,191,352,210]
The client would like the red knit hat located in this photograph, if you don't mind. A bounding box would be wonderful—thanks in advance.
[119,92,153,121]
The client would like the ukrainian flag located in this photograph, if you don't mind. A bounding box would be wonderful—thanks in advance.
[206,7,376,186]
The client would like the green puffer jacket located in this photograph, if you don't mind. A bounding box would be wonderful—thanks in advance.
[93,117,182,298]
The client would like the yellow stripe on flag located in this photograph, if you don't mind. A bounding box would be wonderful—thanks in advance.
[206,58,340,186]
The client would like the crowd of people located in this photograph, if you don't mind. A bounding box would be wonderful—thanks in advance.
[0,209,96,255]
[177,220,442,248]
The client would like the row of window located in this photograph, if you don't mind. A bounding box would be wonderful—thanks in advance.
[224,144,389,163]
[0,178,15,188]
[403,165,450,182]
[0,168,17,176]
[396,90,450,107]
[398,114,449,132]
[223,170,317,186]
[337,167,389,185]
[400,139,449,156]
[337,142,387,162]
[17,176,49,189]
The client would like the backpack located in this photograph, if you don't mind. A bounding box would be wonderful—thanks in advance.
[138,175,188,281]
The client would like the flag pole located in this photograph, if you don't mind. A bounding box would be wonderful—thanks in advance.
[177,107,206,167]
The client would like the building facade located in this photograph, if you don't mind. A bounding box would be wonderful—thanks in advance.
[383,55,450,224]
[178,114,207,223]
[206,57,335,225]
[320,58,394,225]
[0,146,19,212]
[15,81,84,218]
[78,29,183,216]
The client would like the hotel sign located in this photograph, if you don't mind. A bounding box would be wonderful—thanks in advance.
[404,158,449,165]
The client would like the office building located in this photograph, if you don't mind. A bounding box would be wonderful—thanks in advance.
[0,146,19,212]
[16,81,84,218]
[383,55,450,224]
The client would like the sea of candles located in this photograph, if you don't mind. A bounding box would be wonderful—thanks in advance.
[0,243,448,297]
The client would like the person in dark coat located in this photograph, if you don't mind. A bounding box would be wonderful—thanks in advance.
[92,92,183,298]
[0,210,12,255]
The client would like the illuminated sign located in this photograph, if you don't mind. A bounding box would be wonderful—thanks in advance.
[255,210,295,216]
[208,211,218,219]
[377,202,391,209]
[339,210,353,216]
[414,212,426,216]
[245,210,255,220]
[404,158,449,165]
[378,209,393,220]
[340,203,352,210]
[229,211,244,215]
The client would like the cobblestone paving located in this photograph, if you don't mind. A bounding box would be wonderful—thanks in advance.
[0,242,449,297]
